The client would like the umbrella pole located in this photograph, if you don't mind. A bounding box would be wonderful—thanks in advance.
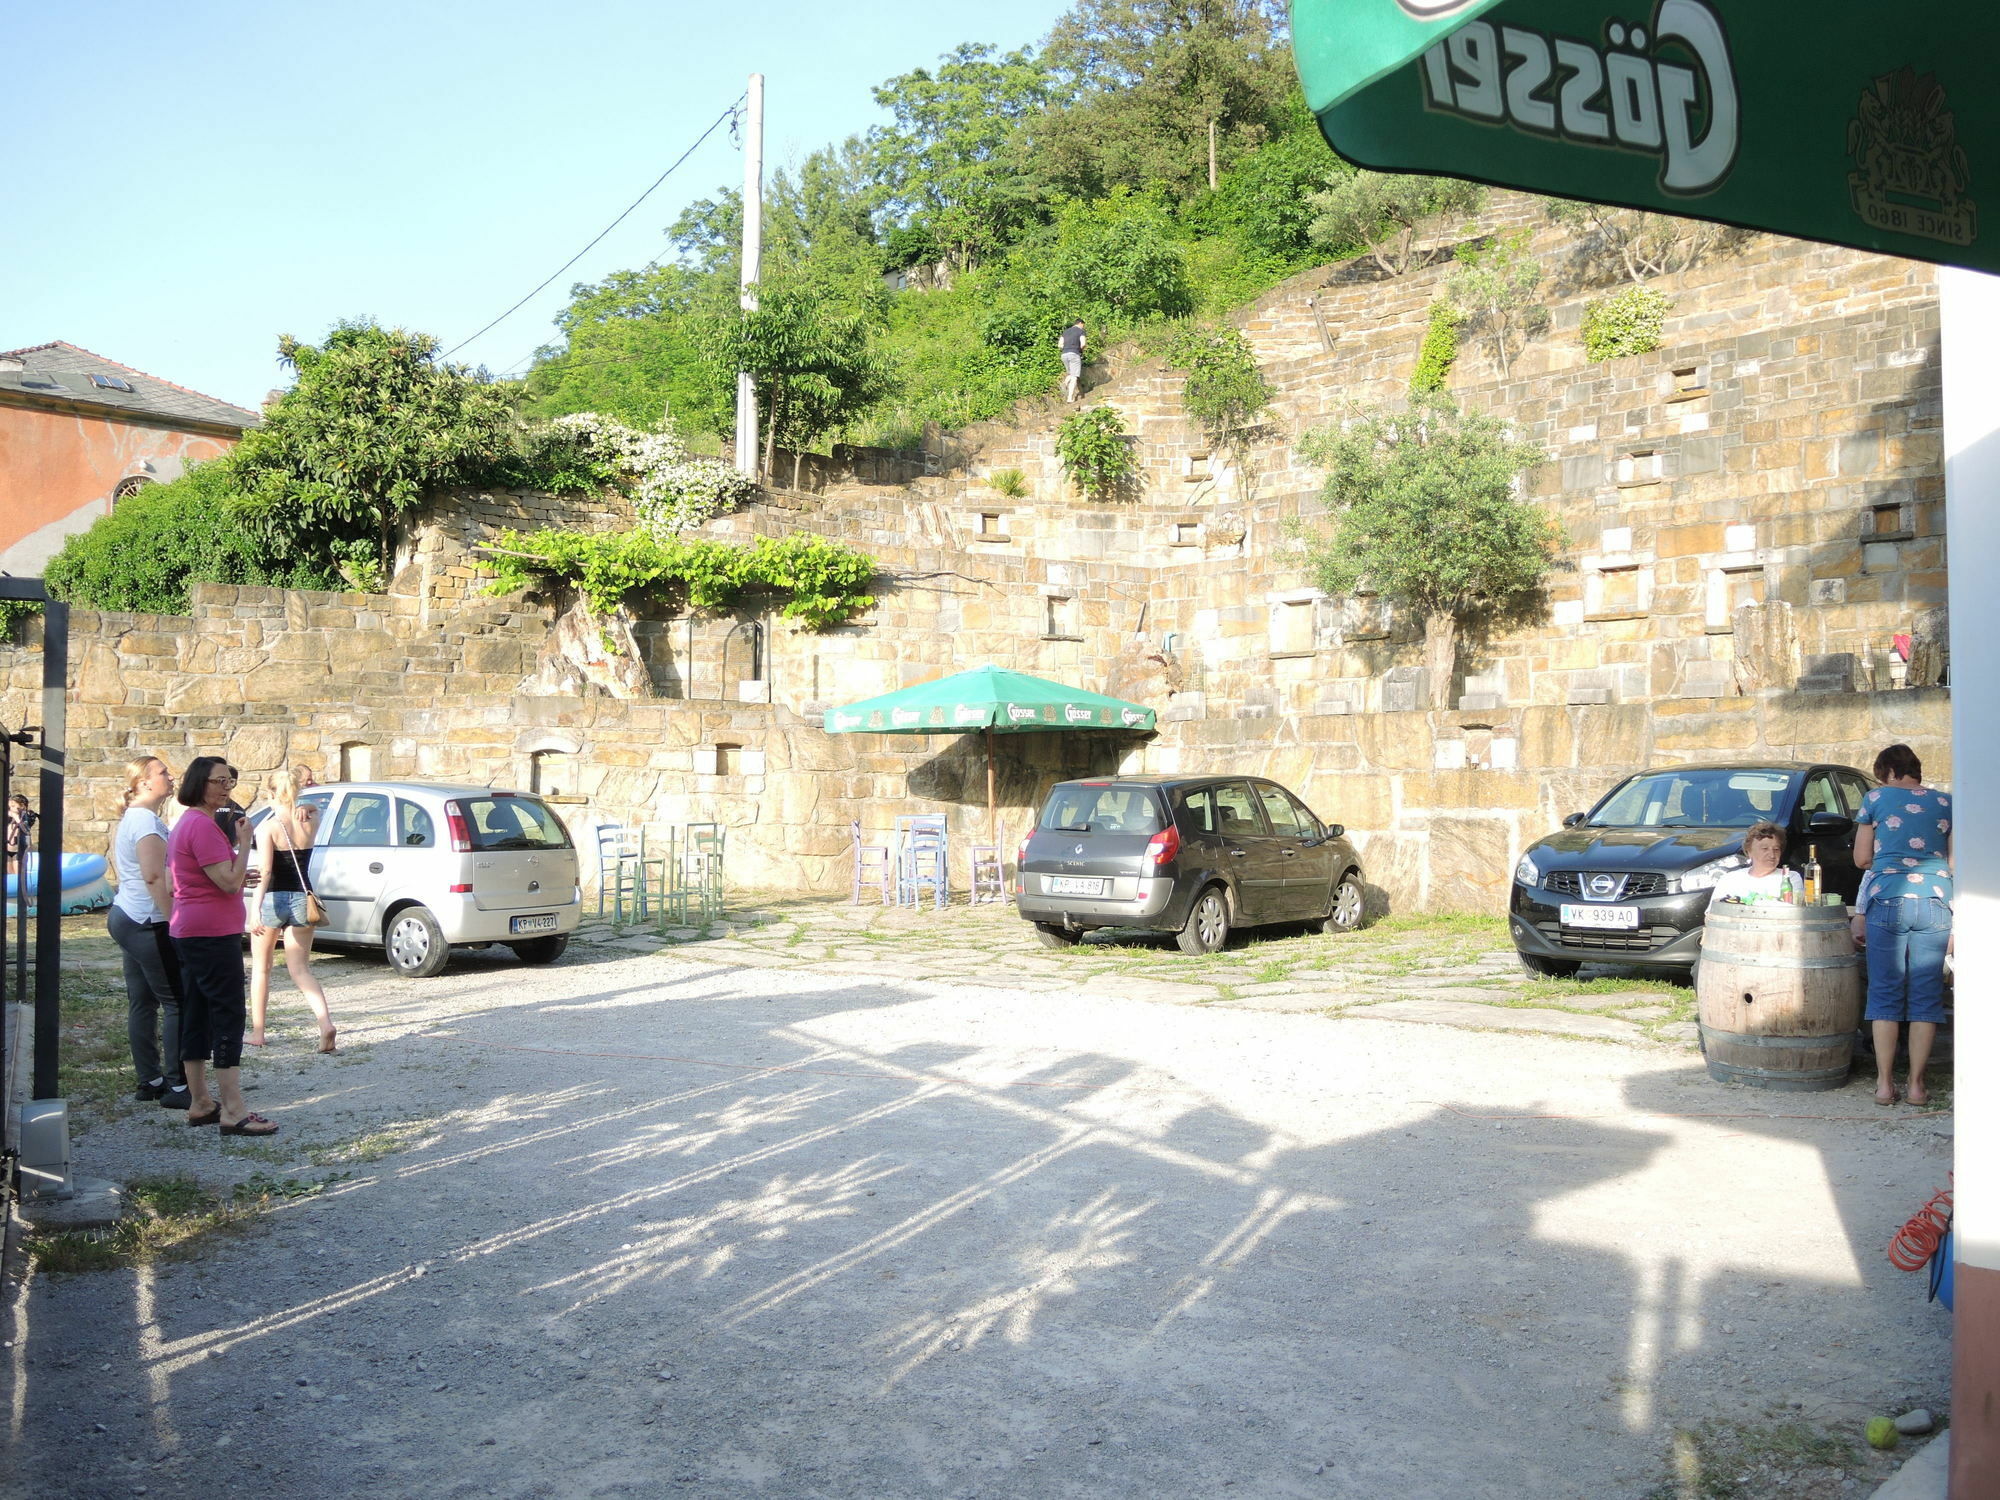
[985,726,997,849]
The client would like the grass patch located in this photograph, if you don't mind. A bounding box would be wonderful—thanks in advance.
[1645,1419,1870,1500]
[1512,976,1674,1003]
[305,1116,439,1167]
[1251,961,1291,984]
[25,1174,261,1275]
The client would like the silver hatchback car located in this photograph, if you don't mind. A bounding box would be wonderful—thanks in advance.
[247,781,583,978]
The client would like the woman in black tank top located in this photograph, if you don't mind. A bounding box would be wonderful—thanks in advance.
[248,770,337,1053]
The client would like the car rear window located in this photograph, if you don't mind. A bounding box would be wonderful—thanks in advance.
[1038,784,1166,835]
[457,796,573,851]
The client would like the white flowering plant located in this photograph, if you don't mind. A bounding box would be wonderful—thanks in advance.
[545,413,756,536]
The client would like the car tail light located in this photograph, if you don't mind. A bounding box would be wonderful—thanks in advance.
[446,802,472,853]
[1143,823,1181,873]
[1017,834,1032,892]
[448,882,473,894]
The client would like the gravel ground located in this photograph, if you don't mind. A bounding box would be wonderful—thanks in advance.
[2,923,1953,1499]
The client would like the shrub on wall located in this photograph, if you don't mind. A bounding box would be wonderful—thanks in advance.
[1055,405,1140,500]
[1580,285,1673,362]
[539,414,755,536]
[1408,298,1463,394]
[484,528,877,632]
[1158,325,1273,446]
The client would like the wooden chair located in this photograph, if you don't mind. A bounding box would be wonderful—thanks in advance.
[895,814,948,910]
[852,820,893,905]
[684,822,727,922]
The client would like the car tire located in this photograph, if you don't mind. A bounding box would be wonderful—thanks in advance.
[1176,886,1231,955]
[385,905,451,979]
[1031,923,1079,949]
[1318,872,1367,934]
[510,935,570,965]
[1518,950,1581,979]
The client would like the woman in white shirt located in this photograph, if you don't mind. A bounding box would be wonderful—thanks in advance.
[107,756,191,1109]
[1708,821,1799,906]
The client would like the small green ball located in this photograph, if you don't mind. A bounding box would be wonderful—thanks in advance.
[1866,1417,1900,1450]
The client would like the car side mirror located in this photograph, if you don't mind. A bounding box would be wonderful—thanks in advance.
[1807,811,1854,837]
[1562,812,1588,828]
[1324,823,1345,840]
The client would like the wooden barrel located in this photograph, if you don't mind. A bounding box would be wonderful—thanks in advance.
[1697,903,1862,1091]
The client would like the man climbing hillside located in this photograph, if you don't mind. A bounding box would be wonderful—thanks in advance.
[1059,319,1087,402]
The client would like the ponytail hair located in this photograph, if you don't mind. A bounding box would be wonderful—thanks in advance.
[121,756,162,808]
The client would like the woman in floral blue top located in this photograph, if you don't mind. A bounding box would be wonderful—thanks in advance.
[1852,743,1952,1105]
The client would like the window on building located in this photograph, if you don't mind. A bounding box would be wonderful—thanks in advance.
[1671,364,1706,396]
[89,373,135,393]
[1270,599,1315,655]
[1044,595,1078,638]
[1171,521,1201,546]
[1617,450,1665,485]
[1873,503,1911,536]
[111,476,153,505]
[529,748,571,798]
[1598,567,1642,614]
[714,742,741,775]
[338,741,372,782]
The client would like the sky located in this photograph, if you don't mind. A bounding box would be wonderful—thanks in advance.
[3,0,1075,412]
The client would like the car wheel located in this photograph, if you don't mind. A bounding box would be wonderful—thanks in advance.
[510,935,570,965]
[1518,950,1581,979]
[1031,923,1079,949]
[1176,886,1231,955]
[1319,872,1367,934]
[385,906,451,978]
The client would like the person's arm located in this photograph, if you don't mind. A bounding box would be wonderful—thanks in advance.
[136,832,173,921]
[200,818,256,896]
[1853,823,1874,870]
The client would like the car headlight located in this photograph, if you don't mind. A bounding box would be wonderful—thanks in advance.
[1673,854,1746,893]
[1513,852,1541,887]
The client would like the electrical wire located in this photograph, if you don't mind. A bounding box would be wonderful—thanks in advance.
[445,98,744,362]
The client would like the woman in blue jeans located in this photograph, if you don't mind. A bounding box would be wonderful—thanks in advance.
[1851,743,1952,1105]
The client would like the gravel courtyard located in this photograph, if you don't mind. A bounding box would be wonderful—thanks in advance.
[3,903,1954,1499]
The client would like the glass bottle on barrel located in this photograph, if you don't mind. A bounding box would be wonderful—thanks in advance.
[1802,845,1821,905]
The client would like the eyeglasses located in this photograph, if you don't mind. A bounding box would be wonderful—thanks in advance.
[206,773,239,786]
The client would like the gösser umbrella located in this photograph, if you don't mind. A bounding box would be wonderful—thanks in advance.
[822,665,1157,842]
[1291,0,2000,274]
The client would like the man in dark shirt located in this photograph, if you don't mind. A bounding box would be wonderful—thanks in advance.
[1059,320,1087,402]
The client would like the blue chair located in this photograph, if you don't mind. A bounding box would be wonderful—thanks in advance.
[895,814,948,910]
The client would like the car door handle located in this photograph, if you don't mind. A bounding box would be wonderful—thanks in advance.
[1281,849,1298,858]
[1228,847,1248,858]
[368,862,384,874]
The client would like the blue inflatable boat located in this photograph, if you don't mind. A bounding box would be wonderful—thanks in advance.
[4,852,113,916]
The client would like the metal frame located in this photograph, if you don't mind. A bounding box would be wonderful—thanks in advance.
[0,578,68,1150]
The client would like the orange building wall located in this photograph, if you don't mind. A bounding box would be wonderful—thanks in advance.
[0,401,240,575]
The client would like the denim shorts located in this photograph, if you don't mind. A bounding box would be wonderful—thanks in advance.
[1864,896,1951,1024]
[262,891,317,929]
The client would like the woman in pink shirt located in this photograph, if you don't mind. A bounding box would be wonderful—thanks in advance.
[168,756,276,1135]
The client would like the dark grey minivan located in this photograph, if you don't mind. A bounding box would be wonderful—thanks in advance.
[1015,775,1366,953]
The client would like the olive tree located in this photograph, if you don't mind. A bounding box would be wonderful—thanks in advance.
[1296,393,1557,709]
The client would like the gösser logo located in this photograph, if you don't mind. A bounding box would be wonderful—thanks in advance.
[1418,0,1738,195]
[1396,0,1484,16]
[1064,705,1097,723]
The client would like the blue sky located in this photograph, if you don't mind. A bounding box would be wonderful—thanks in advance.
[4,0,1073,411]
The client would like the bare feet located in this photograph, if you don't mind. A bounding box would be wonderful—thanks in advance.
[246,1034,266,1048]
[318,1027,338,1055]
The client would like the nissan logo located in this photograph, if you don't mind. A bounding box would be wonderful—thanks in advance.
[1587,874,1617,899]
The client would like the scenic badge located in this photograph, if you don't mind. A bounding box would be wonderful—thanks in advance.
[1848,67,1976,248]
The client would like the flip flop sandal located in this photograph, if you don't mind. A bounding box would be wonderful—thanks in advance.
[186,1106,222,1128]
[220,1113,280,1137]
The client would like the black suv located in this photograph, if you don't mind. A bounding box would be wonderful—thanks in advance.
[1016,775,1366,953]
[1509,761,1874,977]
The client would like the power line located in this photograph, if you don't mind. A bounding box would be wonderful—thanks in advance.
[445,98,744,362]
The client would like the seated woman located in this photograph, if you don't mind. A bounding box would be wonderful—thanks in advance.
[1709,821,1796,905]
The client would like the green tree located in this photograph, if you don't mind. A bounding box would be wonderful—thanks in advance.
[1056,403,1140,499]
[724,281,893,482]
[1159,323,1271,445]
[1038,192,1195,323]
[1546,200,1733,287]
[1297,393,1556,709]
[1307,170,1484,277]
[1185,92,1346,263]
[1033,0,1294,200]
[232,321,520,567]
[1445,231,1548,379]
[869,43,1051,265]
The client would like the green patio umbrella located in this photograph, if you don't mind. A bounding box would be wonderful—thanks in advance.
[1292,0,2000,274]
[822,665,1157,842]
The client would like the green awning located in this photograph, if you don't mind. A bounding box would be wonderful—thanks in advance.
[822,665,1156,736]
[1292,0,2000,273]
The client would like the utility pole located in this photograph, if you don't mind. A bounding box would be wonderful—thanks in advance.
[734,72,765,479]
[1208,118,1218,192]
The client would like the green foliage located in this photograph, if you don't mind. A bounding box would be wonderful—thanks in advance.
[1308,170,1485,277]
[1296,391,1556,624]
[231,321,521,565]
[1408,298,1463,394]
[986,467,1030,498]
[1445,231,1549,377]
[1159,324,1271,443]
[726,281,894,467]
[38,461,342,618]
[485,528,877,632]
[1581,284,1674,361]
[1184,94,1348,264]
[1056,404,1140,500]
[1039,192,1194,322]
[1547,199,1732,286]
